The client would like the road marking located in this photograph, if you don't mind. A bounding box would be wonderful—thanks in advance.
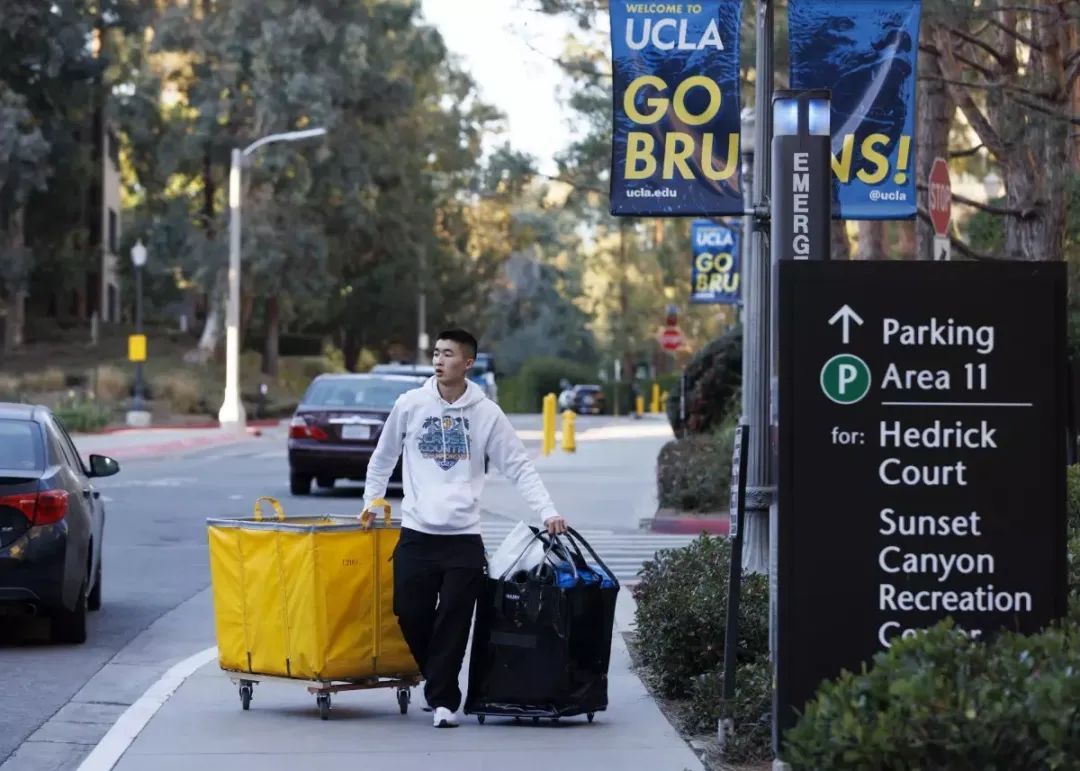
[76,646,218,771]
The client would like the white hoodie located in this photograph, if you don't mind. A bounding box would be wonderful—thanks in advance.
[362,377,559,535]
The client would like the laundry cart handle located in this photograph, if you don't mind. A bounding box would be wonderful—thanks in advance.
[359,498,392,529]
[253,496,286,522]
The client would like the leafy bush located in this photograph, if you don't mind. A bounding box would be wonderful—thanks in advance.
[54,398,111,433]
[1068,464,1080,533]
[656,422,736,512]
[94,365,129,401]
[153,373,201,414]
[667,325,742,436]
[785,619,1080,770]
[633,535,769,698]
[22,367,66,393]
[691,659,773,763]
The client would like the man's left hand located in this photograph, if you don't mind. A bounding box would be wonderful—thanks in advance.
[545,516,568,535]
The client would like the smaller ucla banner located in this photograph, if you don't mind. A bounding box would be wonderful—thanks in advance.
[789,0,921,220]
[609,1,744,217]
[691,220,740,304]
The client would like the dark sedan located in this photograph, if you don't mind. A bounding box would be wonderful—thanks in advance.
[0,403,120,643]
[288,374,425,495]
[570,385,606,415]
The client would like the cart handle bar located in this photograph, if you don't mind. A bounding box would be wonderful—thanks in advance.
[359,498,393,529]
[253,496,286,522]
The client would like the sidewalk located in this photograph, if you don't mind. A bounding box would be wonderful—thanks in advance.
[82,417,705,771]
[483,415,673,532]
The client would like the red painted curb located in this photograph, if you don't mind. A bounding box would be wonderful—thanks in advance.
[95,433,259,461]
[95,419,280,434]
[650,516,730,536]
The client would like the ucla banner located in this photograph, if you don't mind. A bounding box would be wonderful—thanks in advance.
[609,1,744,217]
[690,220,740,304]
[789,0,921,220]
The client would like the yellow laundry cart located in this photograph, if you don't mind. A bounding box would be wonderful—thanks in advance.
[207,497,420,719]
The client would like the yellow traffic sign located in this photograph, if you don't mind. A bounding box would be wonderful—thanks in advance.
[128,334,147,363]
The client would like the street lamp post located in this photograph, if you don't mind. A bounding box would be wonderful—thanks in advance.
[127,239,149,426]
[217,127,328,432]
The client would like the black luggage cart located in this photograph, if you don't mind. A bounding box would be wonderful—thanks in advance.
[464,527,619,725]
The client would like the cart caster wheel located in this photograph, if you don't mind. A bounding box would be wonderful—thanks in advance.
[397,689,410,715]
[317,694,331,720]
[587,712,595,723]
[513,717,522,724]
[477,714,485,725]
[532,717,540,725]
[239,684,253,711]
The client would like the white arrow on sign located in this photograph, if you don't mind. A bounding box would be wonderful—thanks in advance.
[828,304,864,344]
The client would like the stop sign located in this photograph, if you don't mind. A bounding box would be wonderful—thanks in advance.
[928,157,951,237]
[659,326,683,352]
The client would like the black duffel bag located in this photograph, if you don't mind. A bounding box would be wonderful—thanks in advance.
[465,526,620,722]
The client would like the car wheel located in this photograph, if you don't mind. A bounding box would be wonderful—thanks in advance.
[88,560,102,612]
[53,582,88,644]
[290,473,312,496]
[316,476,335,490]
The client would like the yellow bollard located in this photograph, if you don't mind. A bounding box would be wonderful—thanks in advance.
[561,409,576,453]
[651,383,661,413]
[542,393,556,456]
[635,395,645,417]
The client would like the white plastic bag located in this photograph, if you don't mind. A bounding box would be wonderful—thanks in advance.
[487,521,546,578]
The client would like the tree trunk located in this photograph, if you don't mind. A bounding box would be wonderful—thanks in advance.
[241,292,255,349]
[342,326,361,372]
[896,221,917,260]
[188,267,225,363]
[917,25,953,261]
[831,221,851,260]
[1,207,27,354]
[855,221,887,260]
[932,15,1071,262]
[262,295,279,377]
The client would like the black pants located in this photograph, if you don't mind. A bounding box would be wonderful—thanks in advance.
[393,527,486,711]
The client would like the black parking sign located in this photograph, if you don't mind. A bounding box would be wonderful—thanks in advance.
[776,261,1067,736]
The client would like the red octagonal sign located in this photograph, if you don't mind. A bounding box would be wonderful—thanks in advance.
[659,326,683,352]
[928,157,951,237]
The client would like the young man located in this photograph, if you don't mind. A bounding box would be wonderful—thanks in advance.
[362,329,567,728]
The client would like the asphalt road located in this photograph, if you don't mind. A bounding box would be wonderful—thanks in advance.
[0,416,559,766]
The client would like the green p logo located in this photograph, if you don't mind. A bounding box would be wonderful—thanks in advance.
[820,354,871,405]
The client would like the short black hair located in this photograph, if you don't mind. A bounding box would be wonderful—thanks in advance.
[435,329,478,359]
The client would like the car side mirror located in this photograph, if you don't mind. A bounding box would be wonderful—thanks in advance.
[88,454,120,478]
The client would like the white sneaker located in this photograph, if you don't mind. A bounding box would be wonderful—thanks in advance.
[433,707,459,728]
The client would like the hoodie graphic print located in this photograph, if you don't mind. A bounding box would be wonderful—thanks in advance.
[418,416,470,471]
[363,377,558,536]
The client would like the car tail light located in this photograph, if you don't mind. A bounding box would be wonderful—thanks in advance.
[0,490,70,526]
[34,491,70,525]
[288,416,328,441]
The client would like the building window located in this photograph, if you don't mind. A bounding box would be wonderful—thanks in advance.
[108,208,117,254]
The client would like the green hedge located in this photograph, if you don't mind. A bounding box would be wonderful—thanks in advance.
[499,357,596,414]
[54,398,112,433]
[667,325,742,436]
[633,535,773,763]
[634,535,769,697]
[785,619,1080,769]
[656,420,737,512]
